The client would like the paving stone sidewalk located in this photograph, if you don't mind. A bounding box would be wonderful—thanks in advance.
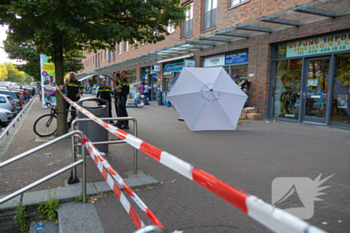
[93,102,349,233]
[0,96,349,232]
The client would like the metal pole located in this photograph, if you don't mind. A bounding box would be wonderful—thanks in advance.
[71,135,76,178]
[0,160,83,205]
[134,119,137,174]
[82,137,86,204]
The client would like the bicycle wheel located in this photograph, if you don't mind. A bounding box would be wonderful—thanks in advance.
[135,98,145,108]
[33,114,57,137]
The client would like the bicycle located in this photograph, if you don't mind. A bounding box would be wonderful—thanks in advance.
[33,103,76,137]
[134,92,145,108]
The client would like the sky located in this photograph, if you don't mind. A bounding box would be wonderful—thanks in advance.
[0,25,23,65]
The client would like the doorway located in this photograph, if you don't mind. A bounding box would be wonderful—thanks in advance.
[301,57,331,124]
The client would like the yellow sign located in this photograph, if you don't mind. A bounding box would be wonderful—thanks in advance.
[42,62,55,75]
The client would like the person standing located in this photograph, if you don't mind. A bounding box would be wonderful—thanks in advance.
[102,73,121,126]
[96,79,114,124]
[144,83,150,101]
[63,73,83,127]
[138,82,145,95]
[116,71,130,129]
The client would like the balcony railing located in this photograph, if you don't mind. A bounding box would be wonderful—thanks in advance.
[203,8,216,31]
[182,19,193,38]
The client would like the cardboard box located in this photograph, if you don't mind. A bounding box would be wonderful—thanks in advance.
[239,113,246,119]
[246,113,262,120]
[243,107,257,113]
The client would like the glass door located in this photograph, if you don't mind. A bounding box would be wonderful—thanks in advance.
[301,57,331,124]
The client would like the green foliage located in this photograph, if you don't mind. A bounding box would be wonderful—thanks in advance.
[36,190,59,220]
[3,40,84,82]
[46,193,59,220]
[75,192,83,202]
[37,201,47,219]
[75,192,89,202]
[0,0,186,135]
[3,62,26,83]
[0,64,8,81]
[14,202,29,232]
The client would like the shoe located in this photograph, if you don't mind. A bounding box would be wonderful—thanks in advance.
[121,125,129,130]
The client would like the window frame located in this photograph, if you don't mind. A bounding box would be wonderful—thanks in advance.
[124,41,129,52]
[202,0,217,32]
[229,0,249,9]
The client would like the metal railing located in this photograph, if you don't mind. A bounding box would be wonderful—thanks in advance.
[0,94,37,141]
[133,225,165,233]
[0,130,87,204]
[203,8,217,31]
[71,116,138,174]
[182,19,193,38]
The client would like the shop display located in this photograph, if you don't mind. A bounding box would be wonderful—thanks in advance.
[330,53,350,127]
[272,59,302,119]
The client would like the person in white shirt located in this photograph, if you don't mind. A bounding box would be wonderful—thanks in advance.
[144,83,151,105]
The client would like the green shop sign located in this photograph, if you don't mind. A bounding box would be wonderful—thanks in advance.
[286,33,350,58]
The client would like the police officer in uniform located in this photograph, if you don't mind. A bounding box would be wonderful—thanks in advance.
[102,73,121,126]
[96,79,114,123]
[63,73,83,127]
[116,71,130,129]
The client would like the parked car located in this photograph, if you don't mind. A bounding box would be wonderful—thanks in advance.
[0,94,17,117]
[0,90,22,112]
[0,108,13,126]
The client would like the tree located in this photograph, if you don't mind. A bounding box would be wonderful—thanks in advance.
[5,62,26,83]
[3,40,85,82]
[0,0,186,136]
[24,73,33,84]
[0,64,8,81]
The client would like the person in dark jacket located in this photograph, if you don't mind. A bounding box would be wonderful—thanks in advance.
[115,71,130,129]
[96,79,114,123]
[63,73,83,126]
[102,73,121,127]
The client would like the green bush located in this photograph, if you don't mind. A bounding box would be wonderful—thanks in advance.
[36,190,59,220]
[14,202,29,232]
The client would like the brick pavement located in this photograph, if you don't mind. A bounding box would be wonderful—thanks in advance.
[93,102,350,232]
[0,97,349,232]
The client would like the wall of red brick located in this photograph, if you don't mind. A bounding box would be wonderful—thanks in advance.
[77,0,350,118]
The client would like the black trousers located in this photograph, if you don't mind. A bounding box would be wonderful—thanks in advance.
[66,101,77,122]
[118,99,128,126]
[107,99,112,118]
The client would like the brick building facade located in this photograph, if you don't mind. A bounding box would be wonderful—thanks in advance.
[76,0,350,129]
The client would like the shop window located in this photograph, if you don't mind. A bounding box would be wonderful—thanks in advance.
[330,53,350,127]
[203,0,217,31]
[271,59,303,119]
[182,3,193,38]
[230,0,248,7]
[230,64,247,83]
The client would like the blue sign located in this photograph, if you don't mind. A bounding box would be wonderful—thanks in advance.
[165,62,184,73]
[142,68,150,75]
[152,74,157,79]
[225,52,248,65]
[142,75,146,80]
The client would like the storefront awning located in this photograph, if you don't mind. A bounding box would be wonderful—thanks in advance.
[78,74,96,81]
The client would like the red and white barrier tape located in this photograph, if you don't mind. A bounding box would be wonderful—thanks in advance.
[59,87,325,233]
[73,131,162,228]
